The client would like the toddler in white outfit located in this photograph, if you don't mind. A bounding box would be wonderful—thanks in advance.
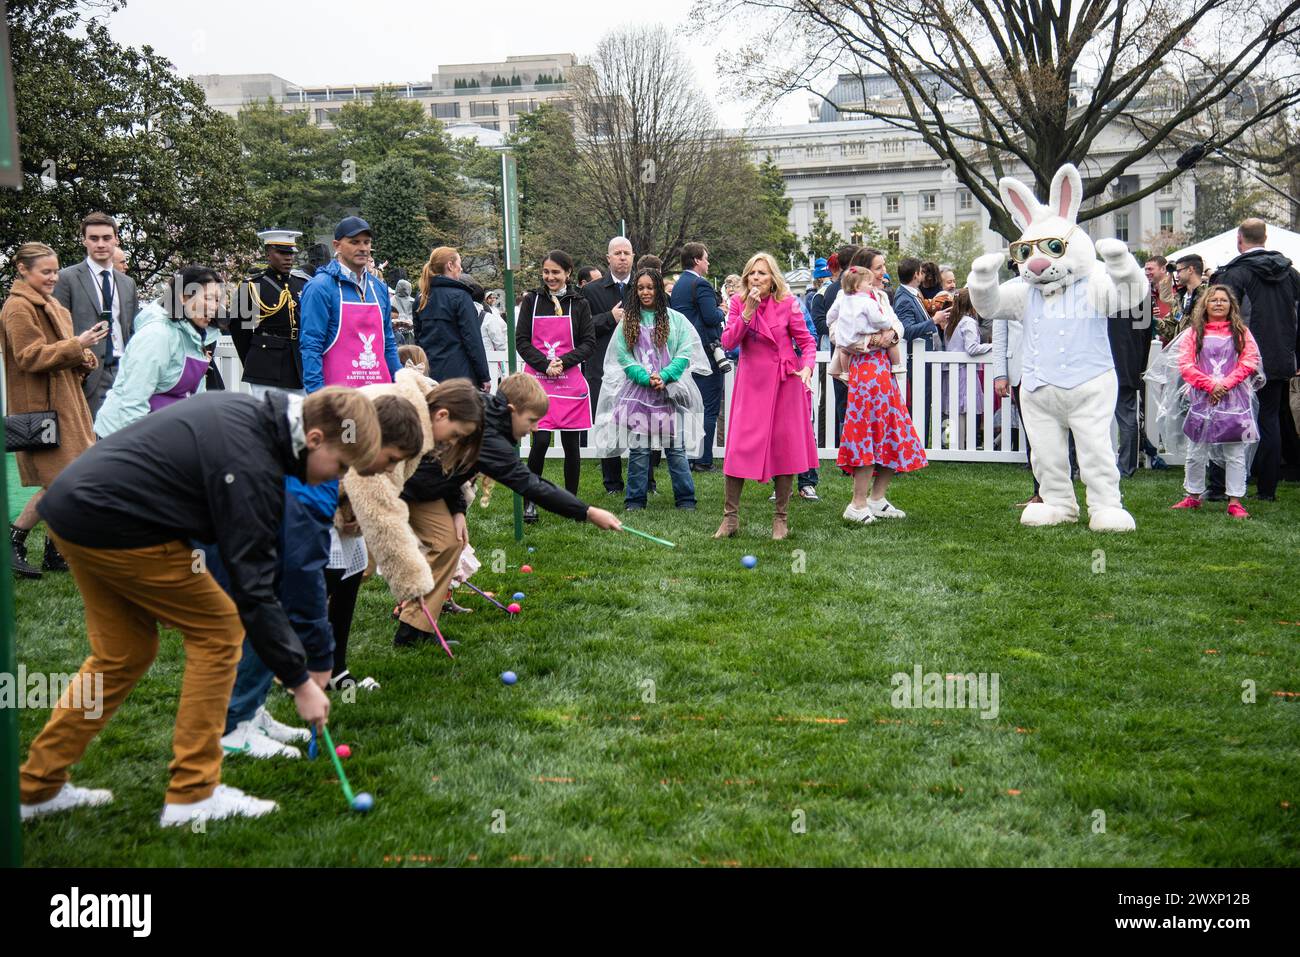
[828,266,902,378]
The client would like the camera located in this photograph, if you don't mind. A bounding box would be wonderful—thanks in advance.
[709,340,733,374]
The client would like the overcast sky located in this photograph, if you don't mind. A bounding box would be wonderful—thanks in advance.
[102,0,810,129]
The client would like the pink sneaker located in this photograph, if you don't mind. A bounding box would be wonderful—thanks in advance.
[1170,495,1202,510]
[1227,502,1250,519]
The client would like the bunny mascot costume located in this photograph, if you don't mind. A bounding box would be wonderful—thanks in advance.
[968,164,1148,532]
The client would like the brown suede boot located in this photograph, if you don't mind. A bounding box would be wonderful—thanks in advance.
[772,475,794,540]
[714,475,744,538]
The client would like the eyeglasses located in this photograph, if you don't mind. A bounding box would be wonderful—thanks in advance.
[1009,227,1077,264]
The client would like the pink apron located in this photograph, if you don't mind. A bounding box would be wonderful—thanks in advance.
[320,274,388,388]
[526,296,592,431]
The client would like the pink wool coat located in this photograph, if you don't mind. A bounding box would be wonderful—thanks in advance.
[720,292,818,482]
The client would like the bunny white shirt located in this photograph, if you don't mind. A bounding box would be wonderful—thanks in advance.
[1020,275,1114,392]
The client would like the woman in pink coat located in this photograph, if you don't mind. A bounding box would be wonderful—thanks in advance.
[715,252,818,540]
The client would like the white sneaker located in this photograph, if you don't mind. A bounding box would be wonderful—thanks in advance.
[842,503,877,524]
[159,784,278,828]
[768,492,776,502]
[221,721,301,759]
[328,670,381,692]
[798,486,820,501]
[866,498,907,519]
[253,705,310,744]
[21,782,114,821]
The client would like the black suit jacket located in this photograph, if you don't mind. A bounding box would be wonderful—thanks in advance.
[579,274,629,383]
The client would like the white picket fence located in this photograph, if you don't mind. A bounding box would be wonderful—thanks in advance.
[213,337,1168,465]
[908,340,1027,462]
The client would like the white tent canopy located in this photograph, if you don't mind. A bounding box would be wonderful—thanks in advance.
[1166,225,1300,274]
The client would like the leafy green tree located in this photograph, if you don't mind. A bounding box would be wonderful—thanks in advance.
[440,136,505,285]
[360,158,433,280]
[0,0,258,288]
[509,104,607,288]
[900,220,985,285]
[333,88,457,224]
[236,99,343,239]
[755,156,801,266]
[1194,169,1272,240]
[849,216,891,254]
[802,210,844,261]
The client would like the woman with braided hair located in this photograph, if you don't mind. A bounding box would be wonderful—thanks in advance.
[516,250,596,521]
[591,267,705,511]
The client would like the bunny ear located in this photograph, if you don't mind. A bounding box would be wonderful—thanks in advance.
[998,176,1041,232]
[1049,165,1083,224]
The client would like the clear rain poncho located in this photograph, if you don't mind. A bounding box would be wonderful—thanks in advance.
[590,308,712,458]
[1143,327,1265,466]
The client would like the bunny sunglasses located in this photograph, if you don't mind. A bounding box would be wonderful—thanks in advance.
[1008,226,1079,264]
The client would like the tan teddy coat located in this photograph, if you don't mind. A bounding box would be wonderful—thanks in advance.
[343,368,441,600]
[1,280,98,487]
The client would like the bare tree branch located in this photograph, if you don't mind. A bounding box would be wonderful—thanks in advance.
[698,0,1300,238]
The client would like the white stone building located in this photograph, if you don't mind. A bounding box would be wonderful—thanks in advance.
[193,53,579,134]
[745,75,1196,258]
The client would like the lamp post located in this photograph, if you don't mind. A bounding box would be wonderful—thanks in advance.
[496,145,524,542]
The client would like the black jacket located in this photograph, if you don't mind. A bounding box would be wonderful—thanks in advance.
[415,275,492,386]
[814,279,842,341]
[1108,301,1155,390]
[515,288,596,374]
[579,274,630,383]
[230,269,306,389]
[402,392,590,522]
[39,391,311,688]
[1214,249,1300,381]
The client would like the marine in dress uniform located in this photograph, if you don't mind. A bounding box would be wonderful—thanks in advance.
[231,229,307,396]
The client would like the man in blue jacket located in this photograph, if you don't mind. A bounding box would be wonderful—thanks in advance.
[298,217,401,392]
[670,242,725,471]
[893,255,939,447]
[892,256,939,348]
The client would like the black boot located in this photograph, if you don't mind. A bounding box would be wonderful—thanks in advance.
[393,621,429,647]
[10,525,41,580]
[42,536,69,572]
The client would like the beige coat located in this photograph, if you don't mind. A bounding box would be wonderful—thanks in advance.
[1,280,98,487]
[343,368,439,600]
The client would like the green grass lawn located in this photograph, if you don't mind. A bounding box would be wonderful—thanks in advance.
[11,460,1300,866]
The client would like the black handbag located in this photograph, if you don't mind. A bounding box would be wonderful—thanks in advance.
[4,359,61,452]
[5,410,60,452]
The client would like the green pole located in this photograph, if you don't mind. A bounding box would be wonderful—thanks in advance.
[1,0,22,867]
[505,267,522,543]
[500,150,523,544]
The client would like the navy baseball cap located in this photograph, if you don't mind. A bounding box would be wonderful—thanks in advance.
[334,216,372,240]
[813,257,831,278]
